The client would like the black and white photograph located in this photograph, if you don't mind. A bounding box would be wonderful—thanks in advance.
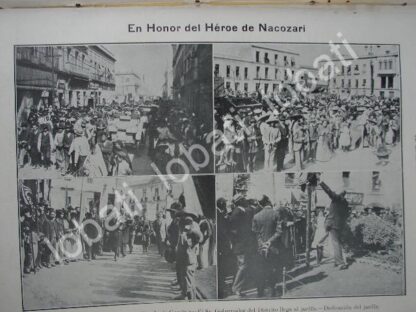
[18,175,217,310]
[16,44,214,179]
[214,44,401,173]
[216,171,404,299]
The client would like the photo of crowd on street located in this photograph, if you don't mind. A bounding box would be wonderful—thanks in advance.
[19,175,216,310]
[214,44,401,173]
[216,171,404,299]
[16,44,213,179]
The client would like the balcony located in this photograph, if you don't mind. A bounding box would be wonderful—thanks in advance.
[64,62,90,78]
[16,48,59,70]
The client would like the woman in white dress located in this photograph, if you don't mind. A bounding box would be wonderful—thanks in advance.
[84,139,108,177]
[339,120,351,151]
[316,120,333,162]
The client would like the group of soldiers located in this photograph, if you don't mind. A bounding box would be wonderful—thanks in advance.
[19,199,162,275]
[215,94,401,173]
[20,193,216,301]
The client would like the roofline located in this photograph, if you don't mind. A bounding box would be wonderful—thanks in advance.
[115,72,141,79]
[318,53,399,63]
[89,45,117,62]
[251,45,300,56]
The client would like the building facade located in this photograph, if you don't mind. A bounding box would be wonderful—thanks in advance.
[214,44,300,96]
[115,72,141,104]
[172,44,213,129]
[325,46,400,98]
[16,45,116,121]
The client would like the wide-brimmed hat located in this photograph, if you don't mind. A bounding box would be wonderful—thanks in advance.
[257,111,271,121]
[266,115,279,124]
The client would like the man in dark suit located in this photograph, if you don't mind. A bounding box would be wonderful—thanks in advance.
[320,180,349,270]
[228,194,255,297]
[175,215,202,300]
[252,195,282,297]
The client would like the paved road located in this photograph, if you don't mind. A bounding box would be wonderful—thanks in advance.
[22,246,181,310]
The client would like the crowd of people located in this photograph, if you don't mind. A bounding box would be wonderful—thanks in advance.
[17,94,214,177]
[20,197,216,301]
[215,93,401,173]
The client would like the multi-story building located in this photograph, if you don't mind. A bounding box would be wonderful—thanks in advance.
[16,45,116,121]
[172,44,212,129]
[115,72,141,104]
[325,45,400,98]
[214,44,300,96]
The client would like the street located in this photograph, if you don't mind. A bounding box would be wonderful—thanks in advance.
[224,257,403,300]
[22,245,214,310]
[18,141,155,179]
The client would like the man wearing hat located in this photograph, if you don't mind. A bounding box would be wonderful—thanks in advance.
[320,179,349,270]
[292,119,305,171]
[175,210,203,300]
[37,125,54,170]
[267,115,281,171]
[275,115,289,172]
[54,122,65,172]
[259,112,271,170]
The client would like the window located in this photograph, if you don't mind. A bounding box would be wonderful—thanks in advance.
[244,83,248,92]
[372,172,381,192]
[342,172,350,188]
[214,64,219,77]
[384,60,388,69]
[333,78,337,85]
[362,79,367,87]
[389,60,393,70]
[347,65,351,75]
[264,52,269,64]
[274,54,278,64]
[256,51,260,62]
[291,57,296,67]
[354,64,359,72]
[275,68,278,80]
[284,55,288,66]
[256,66,260,78]
[362,63,367,74]
[348,79,351,88]
[265,67,269,79]
[225,81,231,89]
[244,67,248,79]
[341,65,344,75]
[264,83,269,94]
[226,65,230,78]
[388,76,393,88]
[355,79,359,88]
[273,83,278,91]
[255,83,260,90]
[67,48,71,62]
[379,61,382,70]
[236,66,240,78]
[235,82,240,90]
[381,76,386,89]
